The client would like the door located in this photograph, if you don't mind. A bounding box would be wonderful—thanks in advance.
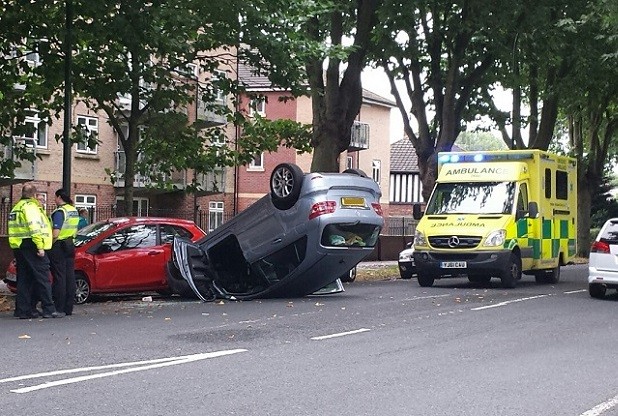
[93,224,166,290]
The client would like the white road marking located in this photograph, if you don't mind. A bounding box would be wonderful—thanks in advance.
[580,393,618,416]
[471,294,548,311]
[311,328,371,340]
[5,349,247,394]
[401,294,451,301]
[564,289,587,294]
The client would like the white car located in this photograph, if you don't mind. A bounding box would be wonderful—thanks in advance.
[588,218,618,298]
[398,242,416,279]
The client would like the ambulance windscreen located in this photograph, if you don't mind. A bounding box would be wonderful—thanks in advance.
[426,182,516,215]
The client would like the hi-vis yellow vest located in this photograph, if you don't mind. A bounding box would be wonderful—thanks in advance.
[8,198,53,250]
[53,204,79,241]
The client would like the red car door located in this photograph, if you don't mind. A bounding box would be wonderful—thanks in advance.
[93,224,167,290]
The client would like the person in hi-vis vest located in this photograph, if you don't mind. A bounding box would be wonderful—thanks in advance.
[49,189,80,315]
[8,184,63,319]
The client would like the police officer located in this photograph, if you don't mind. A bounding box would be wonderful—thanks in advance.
[49,189,79,316]
[8,184,63,319]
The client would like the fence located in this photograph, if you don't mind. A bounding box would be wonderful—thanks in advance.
[0,202,416,237]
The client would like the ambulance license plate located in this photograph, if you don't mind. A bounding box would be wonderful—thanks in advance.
[440,261,466,269]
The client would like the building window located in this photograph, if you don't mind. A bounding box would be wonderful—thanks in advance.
[372,159,381,184]
[249,97,266,117]
[208,201,224,232]
[36,193,47,210]
[75,194,96,221]
[248,153,264,171]
[116,196,149,216]
[346,156,353,170]
[389,173,423,203]
[213,70,227,104]
[76,115,98,154]
[75,194,96,208]
[21,111,47,148]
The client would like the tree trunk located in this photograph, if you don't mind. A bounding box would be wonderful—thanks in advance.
[577,173,593,257]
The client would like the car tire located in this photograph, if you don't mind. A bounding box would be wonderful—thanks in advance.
[270,163,304,210]
[589,283,606,299]
[417,272,434,287]
[500,253,521,288]
[340,267,357,283]
[342,168,368,178]
[74,273,91,305]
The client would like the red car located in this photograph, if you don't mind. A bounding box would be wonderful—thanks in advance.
[4,217,206,304]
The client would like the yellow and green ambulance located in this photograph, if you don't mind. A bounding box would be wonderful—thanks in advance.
[412,150,577,288]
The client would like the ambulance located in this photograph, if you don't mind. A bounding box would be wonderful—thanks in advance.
[412,150,577,288]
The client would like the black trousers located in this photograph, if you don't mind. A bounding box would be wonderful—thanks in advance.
[14,240,55,317]
[49,238,76,315]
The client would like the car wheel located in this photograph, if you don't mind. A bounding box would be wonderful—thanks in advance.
[468,274,491,284]
[589,283,606,299]
[74,273,91,305]
[270,163,304,210]
[500,253,521,288]
[535,264,561,284]
[417,272,434,287]
[342,168,368,178]
[340,267,357,283]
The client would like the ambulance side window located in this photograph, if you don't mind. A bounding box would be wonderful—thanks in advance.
[544,169,552,198]
[556,170,568,200]
[517,183,529,212]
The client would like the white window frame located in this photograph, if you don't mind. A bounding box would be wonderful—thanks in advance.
[23,111,47,148]
[213,70,226,104]
[248,153,264,171]
[76,115,98,154]
[75,194,97,221]
[208,201,224,232]
[372,159,381,184]
[249,97,266,117]
[36,193,47,210]
[346,156,353,170]
[116,196,149,216]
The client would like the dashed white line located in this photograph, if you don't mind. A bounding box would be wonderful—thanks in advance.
[4,349,247,394]
[564,289,587,294]
[580,393,618,416]
[311,328,371,340]
[471,294,548,311]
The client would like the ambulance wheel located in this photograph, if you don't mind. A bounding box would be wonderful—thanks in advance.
[417,272,435,287]
[500,253,521,289]
[270,163,304,210]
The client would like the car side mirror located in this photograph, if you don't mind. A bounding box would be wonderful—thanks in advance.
[406,241,413,248]
[412,203,424,220]
[528,201,539,219]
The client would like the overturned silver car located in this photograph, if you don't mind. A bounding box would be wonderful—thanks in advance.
[167,163,384,301]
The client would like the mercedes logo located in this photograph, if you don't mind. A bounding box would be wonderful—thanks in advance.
[448,236,460,248]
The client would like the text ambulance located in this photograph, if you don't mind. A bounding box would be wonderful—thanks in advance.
[412,150,577,288]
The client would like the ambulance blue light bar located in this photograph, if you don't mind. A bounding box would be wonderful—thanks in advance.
[438,152,534,163]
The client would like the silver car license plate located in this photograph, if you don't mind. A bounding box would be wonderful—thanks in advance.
[440,261,466,268]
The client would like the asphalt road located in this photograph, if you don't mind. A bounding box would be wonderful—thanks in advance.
[1,263,617,416]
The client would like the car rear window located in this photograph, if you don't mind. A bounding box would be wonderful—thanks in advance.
[321,224,381,248]
[599,220,618,244]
